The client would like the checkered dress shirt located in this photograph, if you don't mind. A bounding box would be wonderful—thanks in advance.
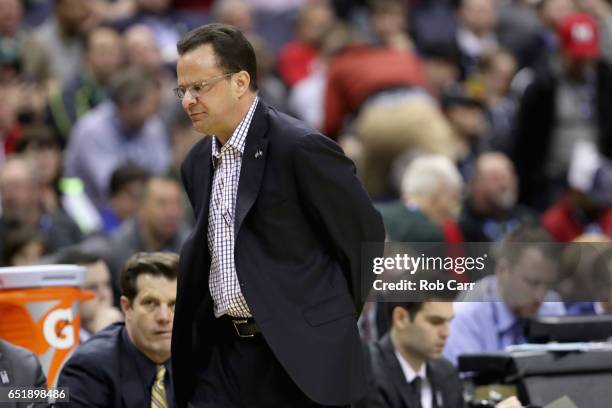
[208,96,259,318]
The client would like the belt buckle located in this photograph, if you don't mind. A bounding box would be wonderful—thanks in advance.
[232,319,254,338]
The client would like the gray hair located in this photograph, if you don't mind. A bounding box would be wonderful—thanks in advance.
[401,154,463,198]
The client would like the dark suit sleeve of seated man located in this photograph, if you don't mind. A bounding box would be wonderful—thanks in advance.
[56,349,112,407]
[293,133,385,308]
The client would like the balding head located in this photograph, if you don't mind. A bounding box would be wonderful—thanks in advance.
[470,152,518,215]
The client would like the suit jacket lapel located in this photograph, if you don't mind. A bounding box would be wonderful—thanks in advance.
[235,100,269,237]
[379,334,416,408]
[427,360,452,408]
[192,137,214,225]
[119,330,148,408]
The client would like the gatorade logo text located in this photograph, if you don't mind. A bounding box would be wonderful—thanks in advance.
[43,308,75,349]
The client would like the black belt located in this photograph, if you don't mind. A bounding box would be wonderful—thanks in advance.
[220,316,260,338]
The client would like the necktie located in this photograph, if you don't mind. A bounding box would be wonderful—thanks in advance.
[151,365,169,408]
[410,376,423,408]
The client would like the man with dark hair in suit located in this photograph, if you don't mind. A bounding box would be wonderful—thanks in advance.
[173,23,385,408]
[57,252,178,408]
[0,339,48,408]
[357,301,523,408]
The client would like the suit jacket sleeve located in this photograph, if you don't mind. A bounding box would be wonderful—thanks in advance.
[56,352,111,408]
[294,133,385,311]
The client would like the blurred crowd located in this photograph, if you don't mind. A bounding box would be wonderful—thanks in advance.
[3,0,612,405]
[0,0,608,363]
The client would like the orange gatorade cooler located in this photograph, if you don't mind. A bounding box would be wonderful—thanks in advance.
[0,265,93,386]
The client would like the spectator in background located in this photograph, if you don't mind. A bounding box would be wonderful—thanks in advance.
[557,234,612,315]
[378,154,464,242]
[0,155,82,255]
[420,42,463,97]
[167,109,200,225]
[16,126,64,214]
[478,49,519,153]
[578,0,612,64]
[100,164,151,235]
[541,142,612,241]
[513,13,612,210]
[0,0,49,84]
[323,25,457,197]
[454,0,499,76]
[459,152,538,242]
[212,0,288,110]
[0,0,23,46]
[444,226,565,366]
[46,25,123,144]
[287,21,348,129]
[56,251,122,341]
[57,252,178,408]
[212,0,255,35]
[123,24,177,121]
[123,24,166,70]
[250,31,289,113]
[496,0,546,69]
[16,125,103,236]
[29,0,97,85]
[1,226,46,266]
[64,66,170,209]
[0,0,25,86]
[441,83,488,180]
[0,85,23,162]
[85,176,188,276]
[0,0,48,131]
[278,0,336,88]
[369,0,413,50]
[167,110,201,179]
[114,0,195,65]
[536,0,577,54]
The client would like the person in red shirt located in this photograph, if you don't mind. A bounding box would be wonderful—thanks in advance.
[323,31,458,197]
[277,1,335,88]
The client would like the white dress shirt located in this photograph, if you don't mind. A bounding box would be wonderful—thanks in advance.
[395,351,433,408]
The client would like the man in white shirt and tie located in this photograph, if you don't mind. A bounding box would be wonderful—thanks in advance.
[357,301,523,408]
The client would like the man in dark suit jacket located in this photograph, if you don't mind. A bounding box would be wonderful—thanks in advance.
[172,23,385,408]
[0,339,48,408]
[357,301,462,408]
[57,252,178,408]
[356,301,523,408]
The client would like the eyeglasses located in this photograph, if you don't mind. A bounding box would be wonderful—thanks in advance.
[174,73,234,100]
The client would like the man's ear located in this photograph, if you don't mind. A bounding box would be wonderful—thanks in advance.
[392,306,409,329]
[233,71,251,98]
[120,296,131,315]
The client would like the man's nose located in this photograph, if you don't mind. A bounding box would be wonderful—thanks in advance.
[157,304,173,322]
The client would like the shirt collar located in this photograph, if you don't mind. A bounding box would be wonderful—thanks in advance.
[211,96,259,163]
[122,325,170,384]
[394,350,427,383]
